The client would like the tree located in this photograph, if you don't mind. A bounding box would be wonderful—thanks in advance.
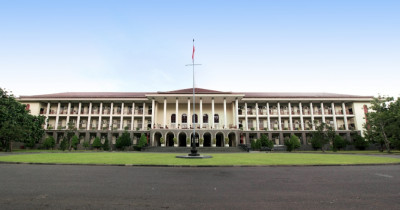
[59,137,68,151]
[116,131,132,150]
[311,122,336,152]
[364,97,400,153]
[70,135,79,150]
[284,135,301,152]
[65,122,77,151]
[92,137,102,149]
[103,138,110,151]
[43,136,56,149]
[259,134,274,149]
[0,88,45,151]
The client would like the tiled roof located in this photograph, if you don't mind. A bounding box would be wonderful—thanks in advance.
[20,92,151,99]
[157,88,231,94]
[18,88,372,99]
[239,92,371,98]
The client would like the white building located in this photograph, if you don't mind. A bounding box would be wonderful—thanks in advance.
[19,88,372,148]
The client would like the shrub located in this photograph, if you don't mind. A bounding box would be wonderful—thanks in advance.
[92,137,102,149]
[43,136,56,149]
[137,133,147,150]
[70,135,79,150]
[82,141,89,150]
[224,137,229,145]
[173,137,177,144]
[332,135,346,151]
[284,135,301,152]
[251,139,262,150]
[310,135,323,150]
[212,138,216,145]
[59,137,68,151]
[353,134,369,150]
[160,137,165,144]
[259,134,273,149]
[199,138,204,145]
[116,132,132,150]
[103,138,110,151]
[186,138,190,145]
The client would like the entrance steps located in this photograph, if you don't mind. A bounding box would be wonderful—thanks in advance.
[142,146,246,153]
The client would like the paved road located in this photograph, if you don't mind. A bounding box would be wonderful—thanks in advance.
[0,164,399,209]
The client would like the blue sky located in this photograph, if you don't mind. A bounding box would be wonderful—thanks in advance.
[0,0,399,97]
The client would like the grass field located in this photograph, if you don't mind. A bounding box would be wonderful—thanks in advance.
[0,152,399,166]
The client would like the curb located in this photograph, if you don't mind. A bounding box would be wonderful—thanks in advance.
[1,161,399,167]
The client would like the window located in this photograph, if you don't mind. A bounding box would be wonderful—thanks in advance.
[171,114,176,123]
[203,114,208,123]
[192,114,198,123]
[182,114,187,123]
[214,114,219,123]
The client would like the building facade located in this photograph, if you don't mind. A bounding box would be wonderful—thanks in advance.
[19,88,372,148]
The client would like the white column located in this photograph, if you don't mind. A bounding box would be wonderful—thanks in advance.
[321,102,325,123]
[244,102,248,130]
[55,102,60,129]
[87,102,92,130]
[288,102,293,130]
[299,102,304,130]
[199,98,203,129]
[98,102,103,130]
[45,102,50,129]
[109,102,113,130]
[255,102,259,130]
[151,99,155,129]
[277,102,282,130]
[342,102,349,130]
[175,98,179,127]
[212,98,215,129]
[235,99,239,129]
[266,102,270,131]
[332,102,337,130]
[77,103,81,129]
[164,98,167,128]
[142,102,146,130]
[120,103,124,130]
[310,102,315,130]
[224,98,227,129]
[131,102,135,130]
[187,98,191,128]
[66,102,71,129]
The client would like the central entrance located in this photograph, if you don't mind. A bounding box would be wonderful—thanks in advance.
[179,133,187,147]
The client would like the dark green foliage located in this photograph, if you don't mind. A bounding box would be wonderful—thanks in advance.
[116,131,132,150]
[70,135,79,150]
[284,135,301,152]
[353,134,369,150]
[103,138,110,151]
[43,136,56,149]
[311,122,336,152]
[0,88,45,151]
[59,137,68,151]
[259,134,274,149]
[310,135,323,150]
[332,135,346,151]
[82,141,89,150]
[136,133,147,150]
[92,137,102,149]
[364,96,400,153]
[250,139,262,150]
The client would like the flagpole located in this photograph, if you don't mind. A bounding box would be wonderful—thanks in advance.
[190,39,199,156]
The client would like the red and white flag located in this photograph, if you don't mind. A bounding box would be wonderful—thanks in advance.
[192,44,195,61]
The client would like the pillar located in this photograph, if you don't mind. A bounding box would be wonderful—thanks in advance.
[342,102,349,130]
[224,98,227,129]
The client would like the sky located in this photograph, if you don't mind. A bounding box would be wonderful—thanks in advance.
[0,0,399,97]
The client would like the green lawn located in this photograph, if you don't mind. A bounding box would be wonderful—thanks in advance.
[0,152,399,166]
